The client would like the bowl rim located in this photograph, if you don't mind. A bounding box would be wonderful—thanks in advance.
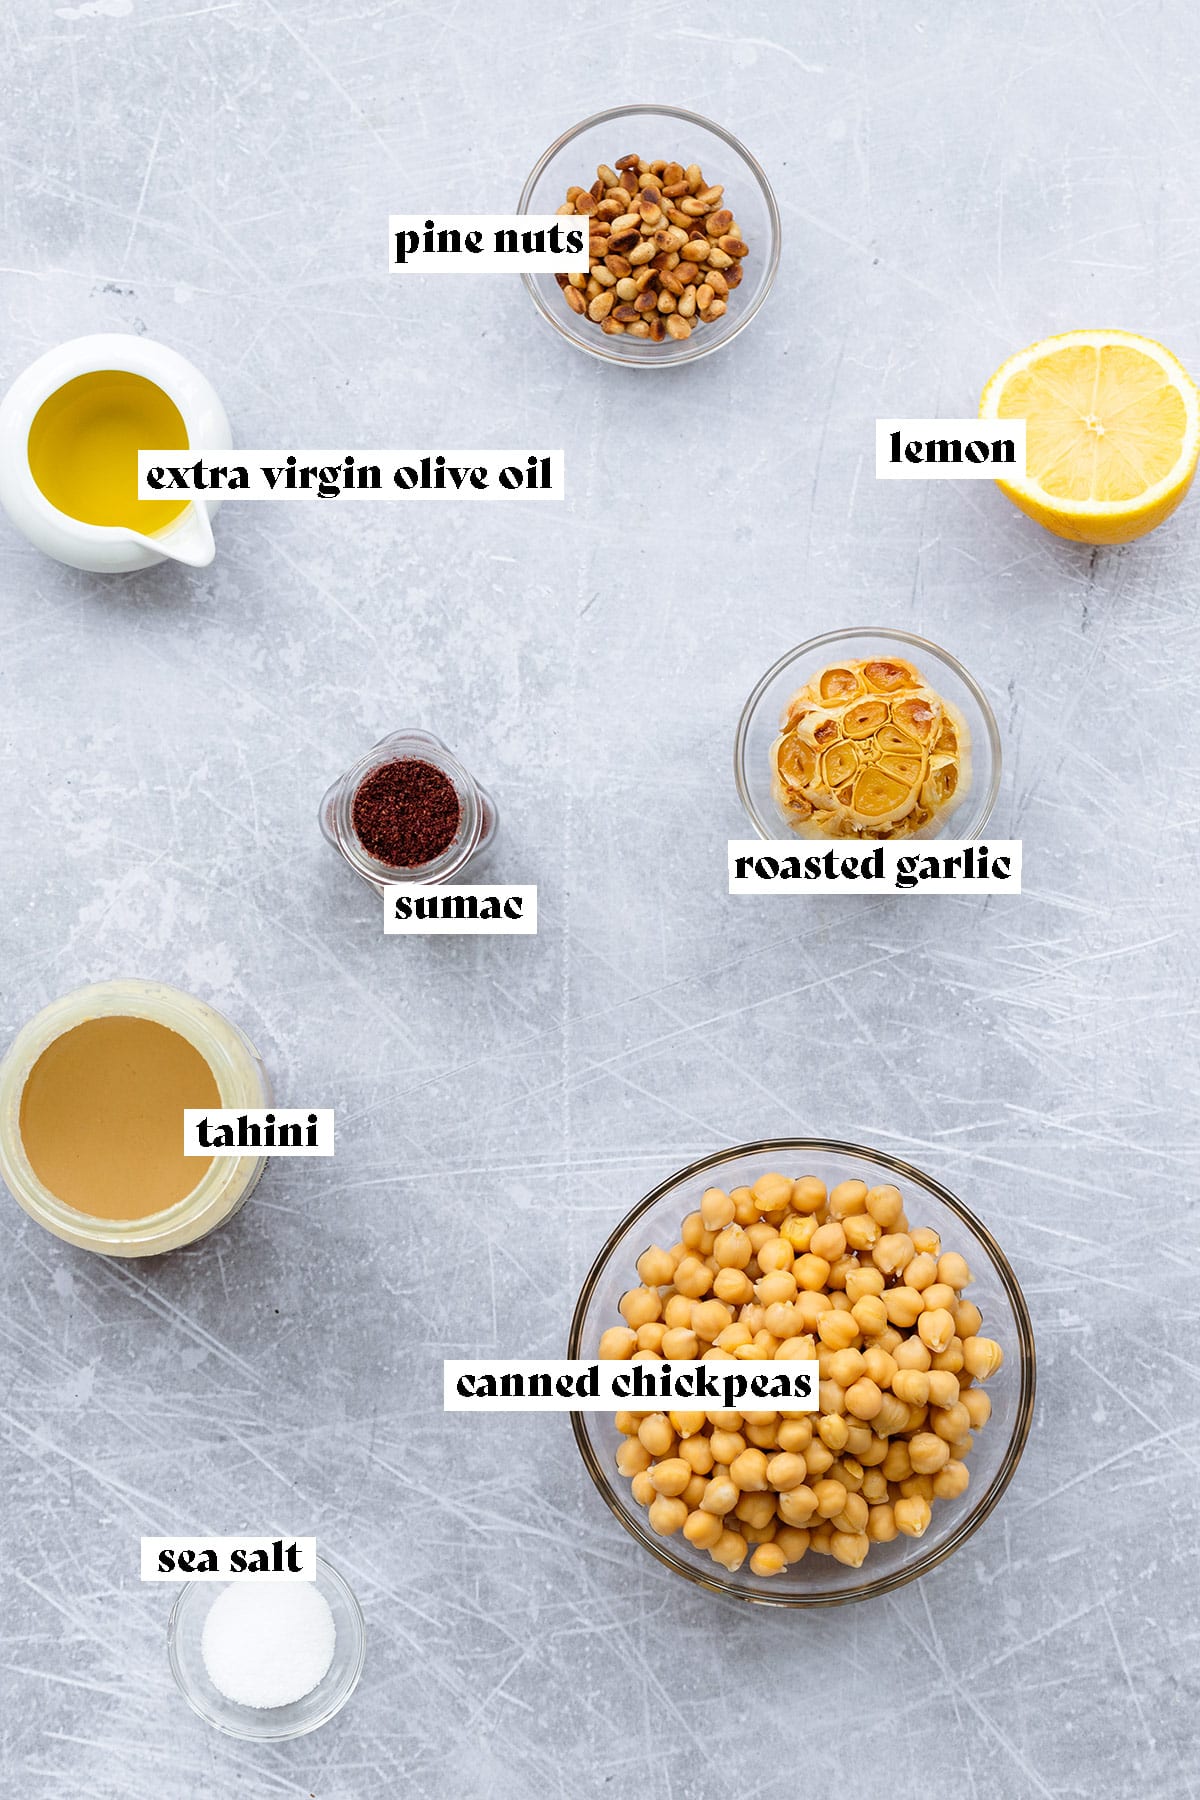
[517,102,782,367]
[733,626,1003,842]
[167,1553,367,1738]
[567,1137,1036,1606]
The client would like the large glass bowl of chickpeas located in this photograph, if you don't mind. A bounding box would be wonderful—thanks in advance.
[569,1141,1034,1605]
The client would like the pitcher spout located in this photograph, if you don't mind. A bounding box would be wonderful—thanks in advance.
[132,500,215,569]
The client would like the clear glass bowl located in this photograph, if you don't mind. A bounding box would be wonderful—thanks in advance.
[735,627,1002,842]
[319,728,498,895]
[518,104,781,367]
[568,1140,1035,1606]
[167,1555,366,1740]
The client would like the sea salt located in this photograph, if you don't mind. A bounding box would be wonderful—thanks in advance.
[201,1580,336,1709]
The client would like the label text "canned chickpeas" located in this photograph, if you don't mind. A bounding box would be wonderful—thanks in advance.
[443,1360,819,1413]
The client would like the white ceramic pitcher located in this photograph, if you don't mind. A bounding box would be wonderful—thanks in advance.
[0,333,231,573]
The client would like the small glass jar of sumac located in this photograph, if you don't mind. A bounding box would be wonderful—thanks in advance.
[319,729,498,892]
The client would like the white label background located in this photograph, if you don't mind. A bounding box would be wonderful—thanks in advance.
[389,214,590,273]
[385,885,538,935]
[876,418,1027,479]
[444,1360,820,1412]
[138,451,564,501]
[183,1108,335,1156]
[140,1536,317,1581]
[728,840,1022,895]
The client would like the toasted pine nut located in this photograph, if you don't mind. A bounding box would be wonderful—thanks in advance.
[627,239,656,265]
[677,288,697,318]
[696,283,714,310]
[597,162,619,186]
[588,291,615,321]
[666,314,692,339]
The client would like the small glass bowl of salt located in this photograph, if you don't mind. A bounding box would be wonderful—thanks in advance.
[167,1555,365,1740]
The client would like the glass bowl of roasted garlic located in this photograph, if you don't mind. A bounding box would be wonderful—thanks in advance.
[735,628,1001,843]
[569,1141,1034,1605]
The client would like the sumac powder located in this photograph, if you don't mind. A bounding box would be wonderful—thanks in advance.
[351,757,461,868]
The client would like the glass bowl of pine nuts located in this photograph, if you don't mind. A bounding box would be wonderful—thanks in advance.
[568,1140,1034,1605]
[518,104,781,365]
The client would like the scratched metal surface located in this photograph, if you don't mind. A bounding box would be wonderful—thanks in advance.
[1,2,1197,1795]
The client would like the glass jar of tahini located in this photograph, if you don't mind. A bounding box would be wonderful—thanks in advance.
[0,979,271,1257]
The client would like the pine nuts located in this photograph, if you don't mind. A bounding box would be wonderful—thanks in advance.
[554,151,749,345]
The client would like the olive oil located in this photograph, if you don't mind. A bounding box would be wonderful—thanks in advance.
[27,369,189,533]
[20,1016,218,1219]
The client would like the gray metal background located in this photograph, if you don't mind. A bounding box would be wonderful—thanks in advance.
[1,2,1196,1795]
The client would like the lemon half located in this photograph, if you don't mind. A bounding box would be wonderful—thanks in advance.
[980,329,1200,544]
